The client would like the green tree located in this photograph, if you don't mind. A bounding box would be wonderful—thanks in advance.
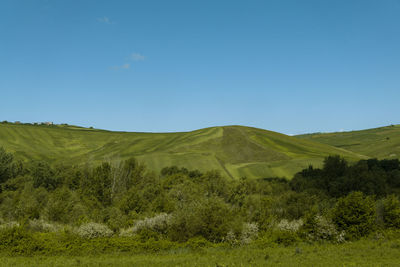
[31,161,58,190]
[0,147,15,184]
[92,162,112,206]
[45,187,84,223]
[382,195,400,228]
[168,197,239,242]
[331,191,376,239]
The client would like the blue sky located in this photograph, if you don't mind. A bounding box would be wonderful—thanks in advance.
[1,0,399,134]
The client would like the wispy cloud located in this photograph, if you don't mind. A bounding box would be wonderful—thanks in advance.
[129,53,145,61]
[110,63,130,70]
[97,16,114,24]
[110,52,145,70]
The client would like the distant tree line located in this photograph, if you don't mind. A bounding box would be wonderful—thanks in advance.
[290,155,400,197]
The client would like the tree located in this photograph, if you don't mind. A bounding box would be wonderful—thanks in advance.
[92,162,112,206]
[168,196,238,242]
[0,147,14,184]
[382,195,400,228]
[31,161,58,190]
[331,192,376,239]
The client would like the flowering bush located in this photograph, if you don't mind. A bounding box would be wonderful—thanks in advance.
[302,215,345,243]
[224,230,237,246]
[240,222,259,245]
[0,221,19,230]
[224,222,259,246]
[76,222,113,239]
[120,213,171,237]
[276,219,303,232]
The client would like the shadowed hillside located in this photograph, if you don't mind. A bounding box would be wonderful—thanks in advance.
[0,123,365,178]
[296,124,400,160]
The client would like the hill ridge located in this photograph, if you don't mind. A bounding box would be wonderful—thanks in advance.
[0,122,373,179]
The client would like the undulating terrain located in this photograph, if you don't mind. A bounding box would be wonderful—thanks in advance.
[1,122,400,265]
[296,124,400,160]
[0,122,368,179]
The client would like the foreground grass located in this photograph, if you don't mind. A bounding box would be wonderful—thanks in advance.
[2,239,400,266]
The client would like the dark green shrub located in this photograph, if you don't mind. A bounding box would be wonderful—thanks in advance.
[0,226,43,256]
[31,161,58,190]
[0,147,15,184]
[168,197,238,242]
[383,195,400,228]
[271,230,300,246]
[186,236,212,249]
[331,191,376,239]
[135,228,162,242]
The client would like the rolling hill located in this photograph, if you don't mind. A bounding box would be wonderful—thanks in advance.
[296,124,400,160]
[0,123,366,179]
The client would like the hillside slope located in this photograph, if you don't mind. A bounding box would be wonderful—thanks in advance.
[296,124,400,160]
[0,123,365,179]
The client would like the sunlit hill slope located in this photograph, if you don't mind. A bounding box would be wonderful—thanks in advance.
[0,123,366,179]
[296,124,400,160]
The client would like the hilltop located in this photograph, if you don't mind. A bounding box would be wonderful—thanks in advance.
[296,124,400,160]
[0,122,366,179]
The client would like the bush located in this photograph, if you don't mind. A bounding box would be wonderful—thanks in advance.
[261,218,304,246]
[76,222,113,239]
[224,222,259,246]
[331,192,376,239]
[0,221,20,230]
[301,215,345,243]
[186,236,212,249]
[383,195,400,228]
[0,226,43,256]
[240,222,259,245]
[168,197,238,242]
[27,219,61,233]
[45,187,80,223]
[271,230,300,246]
[120,213,171,237]
[276,219,303,232]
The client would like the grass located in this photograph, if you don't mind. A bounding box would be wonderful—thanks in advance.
[296,124,400,160]
[1,239,400,266]
[0,123,365,179]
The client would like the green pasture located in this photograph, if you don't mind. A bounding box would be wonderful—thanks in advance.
[297,124,400,160]
[0,123,366,179]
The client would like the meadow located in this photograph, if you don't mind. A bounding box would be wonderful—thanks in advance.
[297,124,400,160]
[0,122,366,179]
[1,239,400,266]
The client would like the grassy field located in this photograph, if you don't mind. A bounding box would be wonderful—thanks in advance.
[297,124,400,160]
[0,123,364,179]
[1,239,400,266]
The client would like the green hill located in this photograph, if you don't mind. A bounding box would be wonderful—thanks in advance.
[0,123,365,179]
[296,124,400,160]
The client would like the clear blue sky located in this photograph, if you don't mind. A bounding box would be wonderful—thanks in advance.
[1,0,399,134]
